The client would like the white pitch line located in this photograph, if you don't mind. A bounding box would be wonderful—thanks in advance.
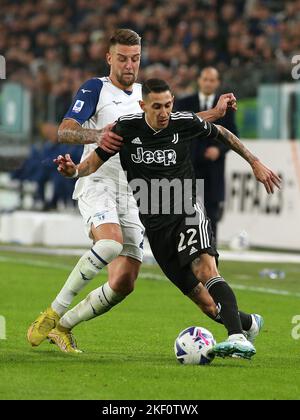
[1,256,300,299]
[138,272,300,298]
[230,284,300,298]
[1,245,300,264]
[220,250,300,264]
[0,256,74,272]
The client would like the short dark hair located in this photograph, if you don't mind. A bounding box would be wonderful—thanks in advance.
[109,29,141,48]
[142,79,171,98]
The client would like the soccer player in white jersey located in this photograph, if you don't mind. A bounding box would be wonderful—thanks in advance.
[27,29,241,353]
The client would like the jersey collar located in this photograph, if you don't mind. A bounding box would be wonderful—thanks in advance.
[144,114,164,135]
[107,77,133,95]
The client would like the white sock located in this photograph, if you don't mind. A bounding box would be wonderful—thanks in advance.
[228,334,247,342]
[51,240,123,316]
[59,282,125,329]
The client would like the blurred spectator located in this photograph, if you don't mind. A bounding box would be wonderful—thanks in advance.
[0,0,297,131]
[11,122,83,211]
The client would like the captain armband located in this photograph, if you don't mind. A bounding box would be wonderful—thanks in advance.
[95,147,113,162]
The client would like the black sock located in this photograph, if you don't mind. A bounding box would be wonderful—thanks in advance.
[205,276,243,336]
[213,311,252,331]
[239,312,252,331]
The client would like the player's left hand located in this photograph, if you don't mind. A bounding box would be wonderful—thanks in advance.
[98,123,123,153]
[54,154,77,178]
[216,93,237,118]
[251,160,281,194]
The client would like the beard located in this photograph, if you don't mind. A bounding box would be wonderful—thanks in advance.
[117,72,136,87]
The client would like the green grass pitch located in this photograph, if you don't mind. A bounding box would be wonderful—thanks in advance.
[0,250,300,400]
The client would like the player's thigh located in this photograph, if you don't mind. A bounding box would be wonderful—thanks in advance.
[159,257,200,296]
[146,227,199,295]
[107,255,141,294]
[175,210,219,284]
[91,223,123,243]
[78,189,123,244]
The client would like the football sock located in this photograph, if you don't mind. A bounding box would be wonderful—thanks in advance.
[51,240,123,316]
[58,282,125,329]
[238,311,252,331]
[205,276,243,336]
[213,310,253,332]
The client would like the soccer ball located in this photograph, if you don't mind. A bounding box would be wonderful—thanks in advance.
[174,326,216,365]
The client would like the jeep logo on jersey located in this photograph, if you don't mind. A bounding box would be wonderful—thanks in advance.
[131,147,177,165]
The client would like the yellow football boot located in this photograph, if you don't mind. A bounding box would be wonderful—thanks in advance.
[27,307,60,347]
[48,325,82,354]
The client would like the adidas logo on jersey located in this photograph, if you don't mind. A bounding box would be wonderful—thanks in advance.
[132,137,142,145]
[189,246,198,256]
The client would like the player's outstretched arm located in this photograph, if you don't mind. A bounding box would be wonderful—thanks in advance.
[57,119,123,152]
[197,93,237,122]
[54,152,103,178]
[215,125,281,194]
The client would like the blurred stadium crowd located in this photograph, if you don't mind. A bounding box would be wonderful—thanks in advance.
[1,0,299,120]
[9,123,83,210]
[1,0,299,210]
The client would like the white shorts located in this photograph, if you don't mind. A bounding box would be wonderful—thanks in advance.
[77,180,144,262]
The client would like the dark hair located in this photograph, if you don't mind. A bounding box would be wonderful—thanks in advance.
[109,29,141,48]
[142,79,171,97]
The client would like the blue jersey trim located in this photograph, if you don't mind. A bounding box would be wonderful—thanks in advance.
[64,78,103,125]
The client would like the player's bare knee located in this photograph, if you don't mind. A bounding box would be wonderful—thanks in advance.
[91,223,123,244]
[192,261,219,284]
[93,239,123,265]
[203,266,219,283]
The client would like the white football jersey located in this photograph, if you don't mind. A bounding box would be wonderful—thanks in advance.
[64,77,142,199]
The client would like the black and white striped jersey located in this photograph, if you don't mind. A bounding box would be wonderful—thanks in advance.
[96,111,219,230]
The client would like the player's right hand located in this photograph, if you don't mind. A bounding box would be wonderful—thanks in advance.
[54,154,77,178]
[216,93,237,117]
[97,123,123,153]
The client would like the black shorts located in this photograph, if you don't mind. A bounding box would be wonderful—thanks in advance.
[146,210,219,295]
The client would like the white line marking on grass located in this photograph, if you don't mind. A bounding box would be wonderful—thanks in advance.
[231,284,300,298]
[139,272,300,299]
[0,256,74,271]
[1,245,300,263]
[220,251,300,264]
[1,256,300,299]
[0,245,88,257]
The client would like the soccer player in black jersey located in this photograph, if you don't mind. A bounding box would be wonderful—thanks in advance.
[56,79,281,359]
